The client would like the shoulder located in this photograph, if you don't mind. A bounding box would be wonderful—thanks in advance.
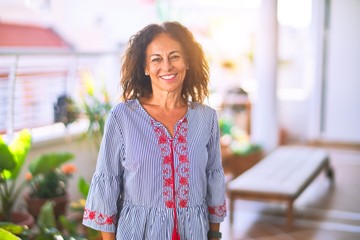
[190,102,217,116]
[110,99,139,115]
[189,102,218,124]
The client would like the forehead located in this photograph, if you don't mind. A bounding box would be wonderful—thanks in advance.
[146,33,183,54]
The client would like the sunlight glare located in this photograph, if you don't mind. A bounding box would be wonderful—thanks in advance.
[278,0,312,28]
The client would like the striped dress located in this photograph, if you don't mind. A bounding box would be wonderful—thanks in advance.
[82,99,226,240]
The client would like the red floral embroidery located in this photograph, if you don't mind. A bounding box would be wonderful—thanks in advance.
[179,199,187,208]
[165,200,175,208]
[165,178,173,186]
[177,135,186,143]
[179,155,188,163]
[83,209,116,225]
[208,202,227,217]
[179,176,188,185]
[88,210,95,220]
[163,155,172,164]
[159,135,167,144]
[151,118,190,209]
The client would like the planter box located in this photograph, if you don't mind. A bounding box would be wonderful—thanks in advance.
[222,148,263,178]
[24,193,69,219]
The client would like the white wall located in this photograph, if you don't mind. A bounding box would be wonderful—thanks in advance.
[280,0,360,144]
[321,0,360,142]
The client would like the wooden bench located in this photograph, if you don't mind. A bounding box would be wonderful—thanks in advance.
[227,146,334,226]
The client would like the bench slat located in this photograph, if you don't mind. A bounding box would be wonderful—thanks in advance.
[227,146,333,226]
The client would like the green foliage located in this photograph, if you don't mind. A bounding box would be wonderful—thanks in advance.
[0,129,32,180]
[54,95,80,127]
[37,202,57,229]
[0,222,28,235]
[218,118,233,135]
[35,202,88,240]
[0,228,21,240]
[0,222,30,239]
[78,177,90,198]
[230,142,261,156]
[32,170,68,198]
[29,152,74,176]
[83,95,112,138]
[35,201,63,240]
[0,141,15,171]
[80,70,112,150]
[0,129,32,221]
[219,118,261,156]
[27,152,75,198]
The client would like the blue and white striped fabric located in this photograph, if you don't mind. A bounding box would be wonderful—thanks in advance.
[82,99,226,240]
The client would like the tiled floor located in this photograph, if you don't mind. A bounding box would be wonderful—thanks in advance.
[220,147,360,240]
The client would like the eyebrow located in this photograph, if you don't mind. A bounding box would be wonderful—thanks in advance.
[149,50,182,58]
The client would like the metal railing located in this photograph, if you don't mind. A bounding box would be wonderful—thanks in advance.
[0,48,122,135]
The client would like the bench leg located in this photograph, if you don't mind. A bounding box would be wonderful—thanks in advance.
[323,157,335,181]
[229,194,235,226]
[287,200,294,227]
[326,166,335,182]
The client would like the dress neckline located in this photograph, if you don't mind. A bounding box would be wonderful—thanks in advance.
[135,98,190,138]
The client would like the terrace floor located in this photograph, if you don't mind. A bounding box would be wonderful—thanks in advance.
[220,147,360,240]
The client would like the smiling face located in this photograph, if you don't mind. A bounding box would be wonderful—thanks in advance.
[144,33,188,96]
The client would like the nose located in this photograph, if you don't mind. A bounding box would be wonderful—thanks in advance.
[163,58,173,71]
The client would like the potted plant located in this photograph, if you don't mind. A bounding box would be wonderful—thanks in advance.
[219,118,262,178]
[0,129,34,226]
[80,70,112,150]
[54,94,80,126]
[24,152,76,219]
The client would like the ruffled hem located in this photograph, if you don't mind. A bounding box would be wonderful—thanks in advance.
[83,173,122,232]
[115,202,209,239]
[206,168,227,222]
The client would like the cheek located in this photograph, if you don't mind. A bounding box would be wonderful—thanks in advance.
[148,65,160,74]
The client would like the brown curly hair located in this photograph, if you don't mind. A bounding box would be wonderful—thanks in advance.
[120,21,209,103]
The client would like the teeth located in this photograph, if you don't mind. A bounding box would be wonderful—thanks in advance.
[161,74,175,80]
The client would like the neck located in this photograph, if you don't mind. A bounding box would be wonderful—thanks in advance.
[145,91,186,109]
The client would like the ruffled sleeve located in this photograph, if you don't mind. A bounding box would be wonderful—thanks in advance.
[206,110,227,223]
[82,110,125,232]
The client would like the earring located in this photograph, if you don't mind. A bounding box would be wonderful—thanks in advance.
[145,72,149,76]
[186,66,189,70]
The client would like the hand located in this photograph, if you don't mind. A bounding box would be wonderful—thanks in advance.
[101,231,115,240]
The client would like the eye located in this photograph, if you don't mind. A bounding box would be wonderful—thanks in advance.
[170,55,181,61]
[151,57,161,63]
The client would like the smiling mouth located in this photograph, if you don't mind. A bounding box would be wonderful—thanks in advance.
[160,74,176,80]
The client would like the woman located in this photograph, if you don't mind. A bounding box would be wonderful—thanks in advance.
[83,21,226,240]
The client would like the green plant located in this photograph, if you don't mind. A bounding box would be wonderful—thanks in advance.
[219,118,261,156]
[0,222,30,240]
[0,130,32,221]
[27,152,76,198]
[69,177,101,240]
[80,70,112,150]
[54,94,80,126]
[69,177,89,213]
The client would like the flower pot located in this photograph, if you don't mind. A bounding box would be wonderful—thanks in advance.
[24,193,69,219]
[10,211,35,228]
[0,211,34,228]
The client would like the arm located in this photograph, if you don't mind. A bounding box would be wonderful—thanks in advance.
[82,110,125,233]
[208,222,221,240]
[206,110,226,239]
[101,231,115,240]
